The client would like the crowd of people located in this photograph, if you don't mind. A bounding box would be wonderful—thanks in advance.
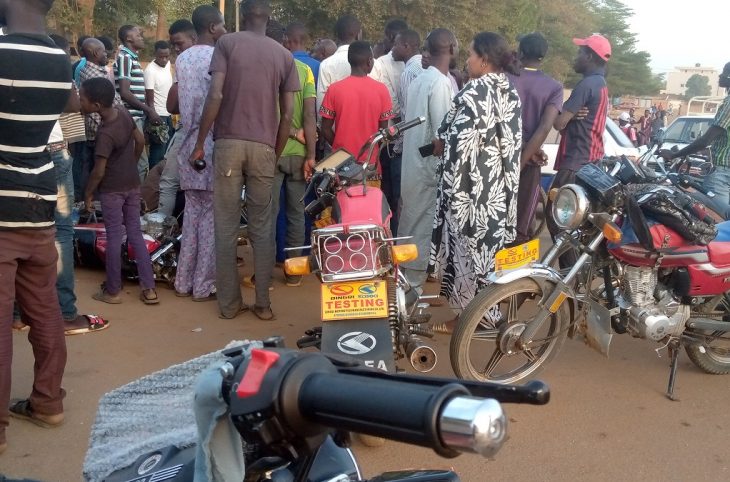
[7,0,728,459]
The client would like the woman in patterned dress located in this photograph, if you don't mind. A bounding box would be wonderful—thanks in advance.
[428,32,522,332]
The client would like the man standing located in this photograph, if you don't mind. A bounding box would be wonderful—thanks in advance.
[370,19,408,119]
[397,29,455,293]
[0,0,71,455]
[158,19,197,217]
[316,14,361,113]
[286,22,320,83]
[115,24,161,180]
[173,5,226,301]
[144,40,174,170]
[660,62,730,215]
[510,33,563,245]
[78,37,123,195]
[550,34,611,208]
[311,38,336,62]
[269,20,317,287]
[191,0,299,321]
[320,41,394,172]
[389,28,422,234]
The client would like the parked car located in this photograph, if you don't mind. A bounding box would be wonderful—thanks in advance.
[656,115,714,153]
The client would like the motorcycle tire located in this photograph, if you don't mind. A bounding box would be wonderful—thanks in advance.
[450,278,569,384]
[684,296,730,375]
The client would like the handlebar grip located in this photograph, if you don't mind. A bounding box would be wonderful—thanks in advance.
[315,173,332,195]
[384,116,426,141]
[297,371,507,458]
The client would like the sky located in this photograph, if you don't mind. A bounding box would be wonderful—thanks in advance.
[626,0,727,74]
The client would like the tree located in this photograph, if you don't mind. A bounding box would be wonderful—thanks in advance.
[684,74,712,99]
[48,0,96,48]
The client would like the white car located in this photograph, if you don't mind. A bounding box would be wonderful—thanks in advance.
[657,115,715,153]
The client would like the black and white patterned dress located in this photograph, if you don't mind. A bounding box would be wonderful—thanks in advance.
[428,73,522,311]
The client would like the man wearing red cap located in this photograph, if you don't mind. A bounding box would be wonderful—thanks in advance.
[548,33,611,235]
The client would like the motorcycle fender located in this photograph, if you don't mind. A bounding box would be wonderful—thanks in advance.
[488,264,577,318]
[321,318,395,372]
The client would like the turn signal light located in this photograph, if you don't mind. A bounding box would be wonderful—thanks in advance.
[602,222,623,243]
[284,256,311,276]
[392,244,418,264]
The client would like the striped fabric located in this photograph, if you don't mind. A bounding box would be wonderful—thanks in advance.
[711,95,730,168]
[0,33,72,229]
[59,112,87,143]
[114,46,145,118]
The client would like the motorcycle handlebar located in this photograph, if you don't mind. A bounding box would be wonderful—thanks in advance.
[297,370,506,458]
[383,116,426,141]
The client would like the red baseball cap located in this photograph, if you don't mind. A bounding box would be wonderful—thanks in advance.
[573,34,611,61]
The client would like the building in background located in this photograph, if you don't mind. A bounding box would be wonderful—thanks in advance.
[664,64,721,97]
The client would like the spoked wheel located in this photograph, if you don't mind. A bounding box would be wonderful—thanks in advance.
[686,296,730,374]
[450,278,570,384]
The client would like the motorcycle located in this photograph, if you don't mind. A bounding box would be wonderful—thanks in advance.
[448,155,730,400]
[285,118,438,374]
[95,337,550,482]
[73,190,249,288]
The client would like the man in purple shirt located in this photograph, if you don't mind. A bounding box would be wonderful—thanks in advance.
[510,33,563,244]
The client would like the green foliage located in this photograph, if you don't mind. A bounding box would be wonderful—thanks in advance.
[684,74,712,99]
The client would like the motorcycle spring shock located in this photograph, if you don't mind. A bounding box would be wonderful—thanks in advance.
[387,277,398,330]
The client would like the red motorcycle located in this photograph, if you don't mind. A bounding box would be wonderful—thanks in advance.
[73,210,181,287]
[285,117,438,374]
[448,156,730,400]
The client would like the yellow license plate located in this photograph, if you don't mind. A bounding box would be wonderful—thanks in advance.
[495,239,540,272]
[321,280,389,321]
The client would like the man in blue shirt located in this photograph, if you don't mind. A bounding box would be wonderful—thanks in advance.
[286,22,319,83]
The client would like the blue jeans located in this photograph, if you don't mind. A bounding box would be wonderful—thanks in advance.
[52,148,78,321]
[702,165,730,218]
[381,150,402,235]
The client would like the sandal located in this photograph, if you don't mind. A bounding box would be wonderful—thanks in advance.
[219,304,250,320]
[92,287,122,304]
[64,315,110,336]
[140,289,159,305]
[253,305,275,321]
[12,319,29,331]
[8,399,64,429]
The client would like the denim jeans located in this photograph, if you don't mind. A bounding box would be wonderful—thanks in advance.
[702,165,730,218]
[69,140,88,202]
[52,148,78,321]
[158,129,181,217]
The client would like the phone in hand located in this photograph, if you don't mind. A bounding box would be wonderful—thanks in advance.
[419,143,435,158]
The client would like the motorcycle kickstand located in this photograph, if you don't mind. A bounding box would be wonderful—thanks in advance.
[665,341,681,402]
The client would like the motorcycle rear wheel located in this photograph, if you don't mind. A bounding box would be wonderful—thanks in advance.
[450,278,569,384]
[685,297,730,374]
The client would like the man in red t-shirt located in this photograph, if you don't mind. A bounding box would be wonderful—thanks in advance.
[320,41,394,174]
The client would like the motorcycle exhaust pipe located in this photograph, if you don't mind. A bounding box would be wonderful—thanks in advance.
[406,338,437,373]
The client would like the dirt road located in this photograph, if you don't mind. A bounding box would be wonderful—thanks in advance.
[2,248,730,481]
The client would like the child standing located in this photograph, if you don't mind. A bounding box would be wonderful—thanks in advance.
[80,77,159,305]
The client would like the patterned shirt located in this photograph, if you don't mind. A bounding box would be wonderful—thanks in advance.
[394,54,424,154]
[79,61,123,141]
[114,46,146,118]
[176,45,215,192]
[711,94,730,167]
[0,33,72,229]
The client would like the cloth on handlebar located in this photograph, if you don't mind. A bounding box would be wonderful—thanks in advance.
[82,341,260,482]
[627,185,717,249]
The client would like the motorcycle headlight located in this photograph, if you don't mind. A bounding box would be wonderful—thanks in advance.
[551,184,590,230]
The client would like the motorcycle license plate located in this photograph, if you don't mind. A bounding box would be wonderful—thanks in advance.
[321,280,389,321]
[495,239,540,272]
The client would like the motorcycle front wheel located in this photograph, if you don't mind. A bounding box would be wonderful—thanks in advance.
[450,278,570,384]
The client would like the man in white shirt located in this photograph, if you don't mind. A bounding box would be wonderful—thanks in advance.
[316,14,361,115]
[370,19,408,119]
[144,40,173,169]
[398,29,457,294]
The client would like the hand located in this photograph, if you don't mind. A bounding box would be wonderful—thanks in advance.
[657,149,674,161]
[574,106,590,120]
[189,146,205,167]
[303,157,316,182]
[432,138,445,157]
[84,196,94,213]
[528,149,548,167]
[148,111,162,126]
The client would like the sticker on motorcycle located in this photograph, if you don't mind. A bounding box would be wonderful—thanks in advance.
[321,281,389,321]
[337,331,377,355]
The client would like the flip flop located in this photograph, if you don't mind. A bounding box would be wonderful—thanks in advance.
[219,304,250,320]
[140,289,160,305]
[8,399,64,429]
[253,305,275,321]
[64,315,110,336]
[12,319,29,331]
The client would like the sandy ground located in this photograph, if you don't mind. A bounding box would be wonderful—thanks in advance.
[2,243,730,481]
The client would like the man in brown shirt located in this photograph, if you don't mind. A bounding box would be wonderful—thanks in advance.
[192,0,299,320]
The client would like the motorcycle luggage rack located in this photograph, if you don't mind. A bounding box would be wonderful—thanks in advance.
[312,223,392,282]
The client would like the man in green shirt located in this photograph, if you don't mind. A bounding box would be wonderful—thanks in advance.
[269,21,316,287]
